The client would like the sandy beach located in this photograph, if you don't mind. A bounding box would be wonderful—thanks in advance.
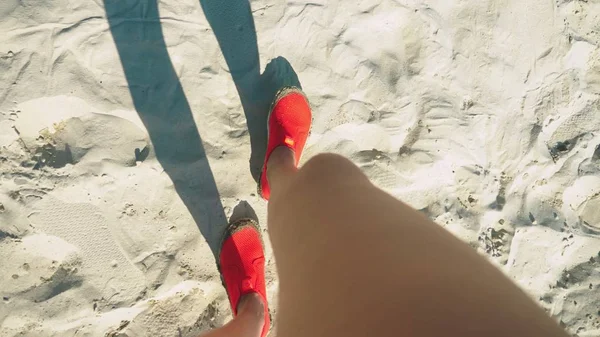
[1,0,600,336]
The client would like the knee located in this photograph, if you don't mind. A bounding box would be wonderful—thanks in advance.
[301,153,352,175]
[303,153,349,169]
[298,153,368,184]
[269,153,372,218]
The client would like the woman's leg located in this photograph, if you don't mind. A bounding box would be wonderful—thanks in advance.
[267,147,568,337]
[200,293,264,337]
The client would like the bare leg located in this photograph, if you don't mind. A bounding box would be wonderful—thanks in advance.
[267,147,568,337]
[200,293,264,337]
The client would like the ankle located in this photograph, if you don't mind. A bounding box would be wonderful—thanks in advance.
[268,146,295,167]
[237,292,265,320]
[266,146,296,188]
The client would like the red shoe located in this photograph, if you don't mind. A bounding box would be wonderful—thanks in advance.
[218,219,270,337]
[258,87,312,200]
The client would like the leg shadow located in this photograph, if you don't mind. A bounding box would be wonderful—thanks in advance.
[200,0,302,182]
[103,0,226,258]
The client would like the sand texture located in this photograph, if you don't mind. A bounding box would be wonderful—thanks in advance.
[1,0,600,336]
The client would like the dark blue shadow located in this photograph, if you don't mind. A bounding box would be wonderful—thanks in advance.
[103,0,303,258]
[103,0,226,257]
[199,0,302,181]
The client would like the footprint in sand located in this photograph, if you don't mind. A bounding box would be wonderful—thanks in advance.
[28,197,146,307]
[0,234,82,303]
[563,176,600,236]
[540,93,600,161]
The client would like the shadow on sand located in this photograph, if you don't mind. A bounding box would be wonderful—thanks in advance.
[103,0,300,257]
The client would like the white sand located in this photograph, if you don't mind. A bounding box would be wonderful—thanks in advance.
[1,0,600,336]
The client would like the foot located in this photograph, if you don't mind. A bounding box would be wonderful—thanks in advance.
[258,87,312,200]
[218,219,270,337]
[243,57,303,183]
